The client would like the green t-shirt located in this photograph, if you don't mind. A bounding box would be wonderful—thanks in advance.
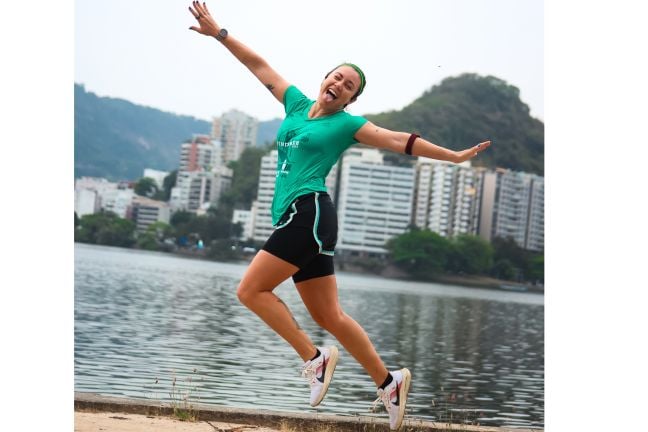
[271,85,368,225]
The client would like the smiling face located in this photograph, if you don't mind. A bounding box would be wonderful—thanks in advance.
[317,65,363,111]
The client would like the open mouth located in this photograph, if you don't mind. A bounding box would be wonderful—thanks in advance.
[325,89,338,101]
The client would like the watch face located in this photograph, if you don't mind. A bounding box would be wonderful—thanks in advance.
[219,29,228,38]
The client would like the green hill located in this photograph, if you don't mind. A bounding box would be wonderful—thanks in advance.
[365,73,544,175]
[74,84,211,181]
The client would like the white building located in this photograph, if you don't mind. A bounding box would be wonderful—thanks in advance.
[525,176,544,251]
[130,196,171,232]
[336,148,415,255]
[101,187,135,218]
[75,177,118,196]
[74,177,135,218]
[170,169,232,213]
[414,158,482,237]
[211,109,259,164]
[232,209,255,240]
[478,168,544,251]
[75,188,100,217]
[252,150,278,242]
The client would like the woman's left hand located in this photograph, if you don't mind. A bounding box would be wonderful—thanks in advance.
[455,140,491,163]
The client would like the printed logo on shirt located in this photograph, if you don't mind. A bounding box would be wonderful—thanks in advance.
[276,132,310,177]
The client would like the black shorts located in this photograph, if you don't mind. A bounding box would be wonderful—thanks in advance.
[262,192,338,283]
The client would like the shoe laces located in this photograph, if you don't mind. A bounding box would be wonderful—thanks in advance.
[372,387,392,413]
[300,360,319,385]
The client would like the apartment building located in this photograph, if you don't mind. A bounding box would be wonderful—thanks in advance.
[171,135,232,212]
[211,109,259,164]
[336,148,415,255]
[414,159,482,237]
[179,135,223,172]
[130,196,171,232]
[478,168,544,251]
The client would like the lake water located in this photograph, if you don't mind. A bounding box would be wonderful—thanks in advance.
[74,243,544,428]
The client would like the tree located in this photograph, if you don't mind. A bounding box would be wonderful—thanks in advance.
[96,218,136,247]
[219,146,269,215]
[491,258,517,281]
[386,229,453,280]
[527,254,544,283]
[159,170,177,201]
[170,210,194,227]
[448,234,494,275]
[134,176,159,197]
[491,236,529,277]
[75,211,136,247]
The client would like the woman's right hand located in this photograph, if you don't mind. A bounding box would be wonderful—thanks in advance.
[188,1,220,38]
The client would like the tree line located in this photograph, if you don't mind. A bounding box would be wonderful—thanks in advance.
[385,227,543,284]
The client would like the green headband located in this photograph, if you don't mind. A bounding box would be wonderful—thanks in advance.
[342,63,366,98]
[327,63,367,99]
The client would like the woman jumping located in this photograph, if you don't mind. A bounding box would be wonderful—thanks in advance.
[188,2,490,430]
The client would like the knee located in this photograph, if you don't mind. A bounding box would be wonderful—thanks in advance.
[316,310,347,333]
[236,283,255,306]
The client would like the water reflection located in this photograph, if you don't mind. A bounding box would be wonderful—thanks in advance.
[75,244,544,428]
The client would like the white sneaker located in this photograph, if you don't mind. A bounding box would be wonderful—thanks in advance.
[375,368,412,430]
[300,346,339,407]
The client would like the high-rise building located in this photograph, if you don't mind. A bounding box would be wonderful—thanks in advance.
[171,134,232,212]
[336,148,415,255]
[414,158,482,237]
[478,168,544,251]
[211,109,259,164]
[252,150,278,242]
[179,135,223,172]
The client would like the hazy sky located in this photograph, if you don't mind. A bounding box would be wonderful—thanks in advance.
[75,0,543,122]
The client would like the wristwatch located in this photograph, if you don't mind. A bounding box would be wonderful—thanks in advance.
[214,28,228,42]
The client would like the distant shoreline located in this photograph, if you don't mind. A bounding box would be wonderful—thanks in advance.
[75,242,543,295]
[168,245,544,294]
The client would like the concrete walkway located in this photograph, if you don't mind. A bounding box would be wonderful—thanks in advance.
[74,392,540,432]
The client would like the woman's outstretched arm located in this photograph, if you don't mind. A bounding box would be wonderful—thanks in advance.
[188,1,290,104]
[354,121,491,164]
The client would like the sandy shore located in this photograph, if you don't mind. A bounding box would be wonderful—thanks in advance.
[75,411,282,432]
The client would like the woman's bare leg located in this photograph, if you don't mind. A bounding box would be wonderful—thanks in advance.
[237,250,317,361]
[295,274,389,386]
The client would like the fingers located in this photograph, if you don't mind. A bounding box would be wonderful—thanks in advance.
[469,140,491,159]
[192,1,206,16]
[203,2,211,15]
[188,6,200,19]
[475,140,491,152]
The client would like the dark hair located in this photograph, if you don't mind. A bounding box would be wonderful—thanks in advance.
[325,63,367,101]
